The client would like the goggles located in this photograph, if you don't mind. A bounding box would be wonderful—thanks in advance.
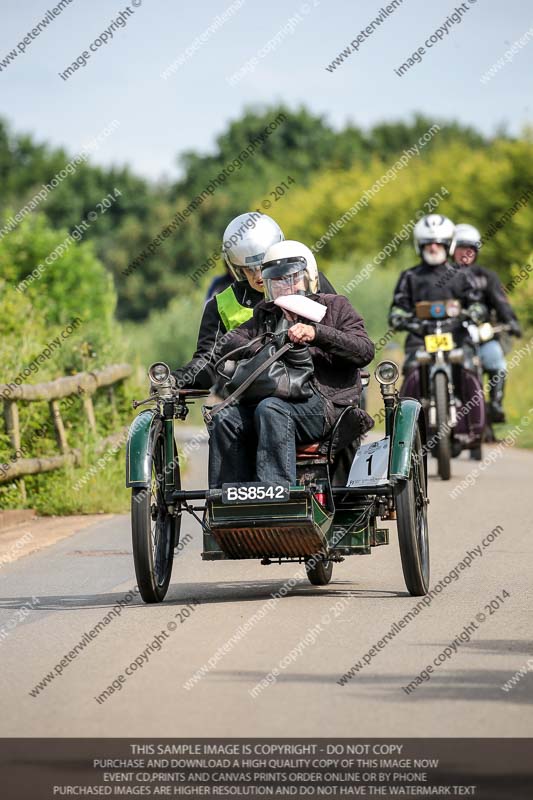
[262,258,310,301]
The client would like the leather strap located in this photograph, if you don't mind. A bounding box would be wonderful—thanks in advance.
[213,333,271,377]
[203,341,292,423]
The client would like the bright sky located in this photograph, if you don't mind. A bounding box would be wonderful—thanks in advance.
[1,0,532,180]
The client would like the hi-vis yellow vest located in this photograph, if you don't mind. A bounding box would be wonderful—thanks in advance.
[215,286,254,331]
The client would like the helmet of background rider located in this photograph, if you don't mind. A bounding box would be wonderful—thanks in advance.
[221,212,284,282]
[261,240,319,302]
[413,214,455,266]
[449,223,482,263]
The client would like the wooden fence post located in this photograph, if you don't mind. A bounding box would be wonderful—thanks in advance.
[3,400,26,501]
[49,400,69,454]
[83,396,97,435]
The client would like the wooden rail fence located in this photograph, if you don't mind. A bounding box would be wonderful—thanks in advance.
[0,364,132,495]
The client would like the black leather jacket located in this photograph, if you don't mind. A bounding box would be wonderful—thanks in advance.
[458,263,519,325]
[388,261,482,352]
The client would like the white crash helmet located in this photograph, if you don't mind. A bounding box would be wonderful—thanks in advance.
[450,223,482,256]
[261,240,319,301]
[413,214,455,255]
[222,212,284,281]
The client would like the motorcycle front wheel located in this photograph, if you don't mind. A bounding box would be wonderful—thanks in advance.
[434,371,451,480]
[131,422,180,603]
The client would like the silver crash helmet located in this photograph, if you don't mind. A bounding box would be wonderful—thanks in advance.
[221,212,284,281]
[450,223,482,256]
[413,214,455,254]
[261,240,319,301]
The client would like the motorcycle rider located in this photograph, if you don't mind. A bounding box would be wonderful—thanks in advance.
[207,241,374,488]
[172,212,336,389]
[388,214,485,374]
[450,223,521,423]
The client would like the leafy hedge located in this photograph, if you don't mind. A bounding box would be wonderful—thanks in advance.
[0,214,136,513]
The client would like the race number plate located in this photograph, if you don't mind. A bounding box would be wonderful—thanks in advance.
[221,482,290,504]
[346,437,390,487]
[424,332,454,353]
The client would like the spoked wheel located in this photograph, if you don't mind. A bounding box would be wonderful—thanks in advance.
[305,556,333,586]
[131,423,180,603]
[394,426,429,596]
[434,372,451,480]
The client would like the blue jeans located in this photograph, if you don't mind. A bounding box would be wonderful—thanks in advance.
[207,392,327,488]
[480,339,506,373]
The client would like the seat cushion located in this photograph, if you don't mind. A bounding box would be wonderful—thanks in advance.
[296,442,322,457]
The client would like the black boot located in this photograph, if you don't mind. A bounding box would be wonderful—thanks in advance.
[487,370,506,424]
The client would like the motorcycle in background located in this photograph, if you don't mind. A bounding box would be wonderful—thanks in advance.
[401,300,485,480]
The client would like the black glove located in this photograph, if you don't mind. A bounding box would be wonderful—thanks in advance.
[390,312,415,333]
[404,318,423,336]
[507,319,522,338]
[171,368,191,389]
[172,354,215,388]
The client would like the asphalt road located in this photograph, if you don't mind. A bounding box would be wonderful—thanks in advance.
[1,430,532,738]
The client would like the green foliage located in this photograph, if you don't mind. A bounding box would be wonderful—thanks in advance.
[123,284,206,371]
[0,213,122,373]
[25,450,129,516]
[0,214,138,513]
[507,252,533,327]
[493,330,533,449]
[328,258,408,346]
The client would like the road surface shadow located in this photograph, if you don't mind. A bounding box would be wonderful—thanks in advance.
[0,579,408,611]
[218,669,532,704]
[218,638,533,704]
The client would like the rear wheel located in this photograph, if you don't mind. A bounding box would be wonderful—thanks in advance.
[434,371,451,480]
[394,426,429,596]
[132,423,180,603]
[305,556,333,586]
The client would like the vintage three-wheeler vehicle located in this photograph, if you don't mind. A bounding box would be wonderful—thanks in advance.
[126,360,429,603]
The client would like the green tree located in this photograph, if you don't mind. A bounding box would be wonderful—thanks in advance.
[0,213,122,373]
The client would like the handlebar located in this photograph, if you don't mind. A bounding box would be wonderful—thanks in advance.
[418,314,469,328]
[176,388,211,397]
[489,323,512,334]
[132,387,211,409]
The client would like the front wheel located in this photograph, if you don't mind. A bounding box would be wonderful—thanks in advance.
[131,423,180,603]
[394,426,429,596]
[305,556,333,586]
[434,371,451,480]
